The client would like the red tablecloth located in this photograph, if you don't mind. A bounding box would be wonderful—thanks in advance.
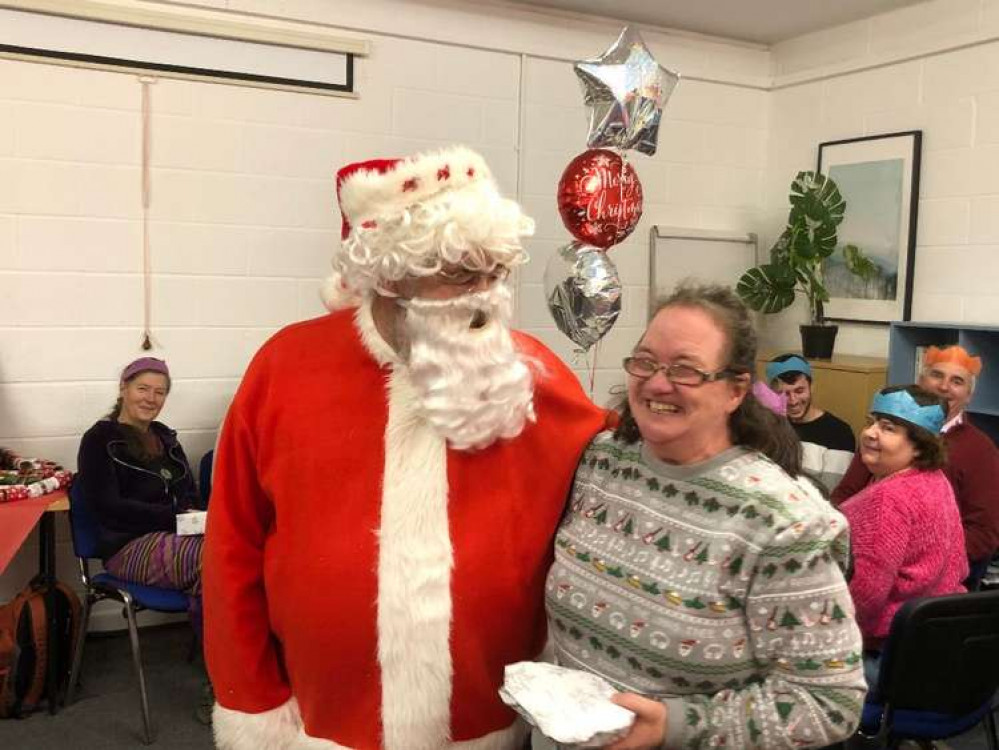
[0,491,66,576]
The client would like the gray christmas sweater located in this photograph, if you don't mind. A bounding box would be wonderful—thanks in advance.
[545,432,866,750]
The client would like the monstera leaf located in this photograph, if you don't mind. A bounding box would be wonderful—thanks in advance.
[789,171,845,226]
[736,263,797,314]
[787,172,844,260]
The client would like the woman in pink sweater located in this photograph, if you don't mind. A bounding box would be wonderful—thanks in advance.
[841,384,968,688]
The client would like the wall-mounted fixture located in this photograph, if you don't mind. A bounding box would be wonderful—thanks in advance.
[0,0,369,95]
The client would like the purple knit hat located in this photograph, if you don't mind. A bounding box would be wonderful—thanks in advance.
[121,357,170,383]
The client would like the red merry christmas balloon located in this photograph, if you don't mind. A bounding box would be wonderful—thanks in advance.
[557,149,643,249]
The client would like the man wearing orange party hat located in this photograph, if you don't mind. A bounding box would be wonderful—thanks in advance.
[202,145,608,750]
[833,344,999,586]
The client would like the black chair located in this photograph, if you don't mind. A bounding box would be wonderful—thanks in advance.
[980,551,999,592]
[65,482,190,744]
[198,449,213,508]
[856,589,999,749]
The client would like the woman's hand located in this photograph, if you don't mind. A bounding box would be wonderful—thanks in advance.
[603,693,668,750]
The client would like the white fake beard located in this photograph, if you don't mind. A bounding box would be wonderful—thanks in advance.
[400,283,536,451]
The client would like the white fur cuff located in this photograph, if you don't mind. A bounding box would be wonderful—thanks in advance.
[213,697,347,750]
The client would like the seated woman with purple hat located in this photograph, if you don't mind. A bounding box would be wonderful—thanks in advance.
[840,384,968,688]
[75,357,204,638]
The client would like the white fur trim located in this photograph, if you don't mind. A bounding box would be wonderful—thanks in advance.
[339,145,492,229]
[213,697,524,750]
[353,295,399,367]
[213,697,317,750]
[378,367,454,750]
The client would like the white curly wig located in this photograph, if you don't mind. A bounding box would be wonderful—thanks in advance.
[321,146,534,310]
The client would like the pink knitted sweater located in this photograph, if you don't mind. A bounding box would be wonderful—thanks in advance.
[841,468,968,646]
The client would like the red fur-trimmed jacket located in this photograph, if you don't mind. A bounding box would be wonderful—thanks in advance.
[203,302,608,750]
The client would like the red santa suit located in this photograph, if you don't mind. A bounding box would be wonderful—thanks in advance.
[204,300,607,750]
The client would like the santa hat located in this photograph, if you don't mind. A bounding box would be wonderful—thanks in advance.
[322,145,533,311]
[336,146,492,240]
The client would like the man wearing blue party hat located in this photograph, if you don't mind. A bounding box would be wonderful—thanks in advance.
[767,353,856,492]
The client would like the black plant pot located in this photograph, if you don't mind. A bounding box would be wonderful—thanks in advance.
[800,324,838,360]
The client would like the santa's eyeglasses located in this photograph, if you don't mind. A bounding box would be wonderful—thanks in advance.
[435,266,510,287]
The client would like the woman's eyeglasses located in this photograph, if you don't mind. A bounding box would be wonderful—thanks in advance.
[622,356,736,386]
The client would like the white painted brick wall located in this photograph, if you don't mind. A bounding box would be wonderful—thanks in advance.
[868,0,980,56]
[2,0,998,609]
[765,0,999,359]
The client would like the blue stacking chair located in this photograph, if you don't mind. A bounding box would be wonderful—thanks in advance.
[65,481,191,745]
[856,590,999,749]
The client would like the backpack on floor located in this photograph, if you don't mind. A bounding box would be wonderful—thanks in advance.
[0,578,81,718]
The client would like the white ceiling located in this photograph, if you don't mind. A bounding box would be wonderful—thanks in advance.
[505,0,931,44]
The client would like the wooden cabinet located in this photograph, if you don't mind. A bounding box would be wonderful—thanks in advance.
[756,353,888,438]
[888,322,999,444]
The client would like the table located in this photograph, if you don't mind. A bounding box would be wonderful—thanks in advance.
[0,488,69,715]
[38,491,68,714]
[0,489,68,576]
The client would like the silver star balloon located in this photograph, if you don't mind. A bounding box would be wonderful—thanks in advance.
[574,26,680,156]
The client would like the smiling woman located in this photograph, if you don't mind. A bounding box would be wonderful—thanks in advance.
[118,371,169,430]
[73,356,208,718]
[615,284,802,472]
[545,282,867,750]
[840,384,967,689]
[623,304,750,465]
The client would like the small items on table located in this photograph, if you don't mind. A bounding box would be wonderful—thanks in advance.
[0,448,73,503]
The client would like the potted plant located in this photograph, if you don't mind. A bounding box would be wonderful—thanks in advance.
[736,170,876,359]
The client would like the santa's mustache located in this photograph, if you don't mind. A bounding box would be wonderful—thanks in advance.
[398,285,508,329]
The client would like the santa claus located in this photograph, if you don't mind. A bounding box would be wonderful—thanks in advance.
[203,145,608,750]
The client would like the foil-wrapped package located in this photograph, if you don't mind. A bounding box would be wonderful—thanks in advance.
[499,662,634,748]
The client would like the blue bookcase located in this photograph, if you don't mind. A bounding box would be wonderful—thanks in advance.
[888,322,999,444]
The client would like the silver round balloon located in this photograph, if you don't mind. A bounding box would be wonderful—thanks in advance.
[544,242,622,351]
[574,26,680,156]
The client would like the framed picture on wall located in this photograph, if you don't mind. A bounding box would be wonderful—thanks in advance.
[817,130,922,324]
